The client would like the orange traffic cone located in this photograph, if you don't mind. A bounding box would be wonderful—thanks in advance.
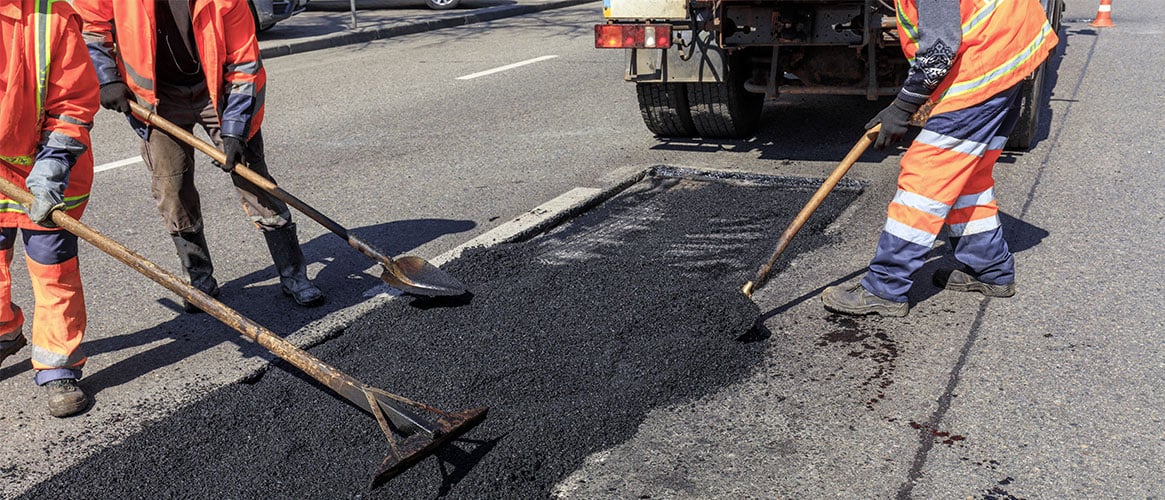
[1090,0,1115,27]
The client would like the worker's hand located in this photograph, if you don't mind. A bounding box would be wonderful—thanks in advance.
[218,135,246,173]
[99,81,133,114]
[865,98,920,150]
[25,158,70,228]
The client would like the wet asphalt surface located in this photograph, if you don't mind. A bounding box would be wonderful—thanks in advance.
[19,170,860,499]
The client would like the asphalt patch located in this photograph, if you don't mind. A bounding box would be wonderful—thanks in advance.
[20,171,861,499]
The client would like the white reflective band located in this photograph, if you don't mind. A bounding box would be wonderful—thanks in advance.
[1097,5,1111,12]
[892,189,949,218]
[952,188,995,210]
[948,214,1000,236]
[884,218,937,248]
[916,130,990,157]
[988,136,1008,151]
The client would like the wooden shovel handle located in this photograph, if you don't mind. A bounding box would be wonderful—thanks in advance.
[742,124,880,297]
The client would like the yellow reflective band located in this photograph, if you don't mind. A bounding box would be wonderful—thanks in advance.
[940,23,1052,100]
[896,0,918,43]
[962,0,1000,35]
[0,154,35,166]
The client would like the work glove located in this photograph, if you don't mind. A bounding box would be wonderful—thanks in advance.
[99,81,133,114]
[218,135,246,173]
[25,158,70,228]
[865,98,920,150]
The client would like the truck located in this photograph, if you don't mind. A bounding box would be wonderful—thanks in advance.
[595,0,1064,150]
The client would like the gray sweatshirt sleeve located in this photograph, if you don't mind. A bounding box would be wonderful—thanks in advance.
[897,0,962,106]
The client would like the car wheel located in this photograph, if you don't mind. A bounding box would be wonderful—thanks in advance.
[426,0,459,10]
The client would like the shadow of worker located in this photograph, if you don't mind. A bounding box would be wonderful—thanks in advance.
[910,211,1050,304]
[73,217,474,396]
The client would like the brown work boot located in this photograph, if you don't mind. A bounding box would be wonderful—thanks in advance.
[45,378,90,418]
[0,333,27,368]
[933,269,1015,298]
[821,282,909,317]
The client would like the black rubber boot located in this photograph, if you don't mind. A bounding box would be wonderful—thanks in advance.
[171,229,220,313]
[262,223,324,307]
[821,282,909,317]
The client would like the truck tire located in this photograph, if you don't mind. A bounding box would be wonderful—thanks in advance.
[1006,0,1062,150]
[685,62,763,139]
[636,83,697,137]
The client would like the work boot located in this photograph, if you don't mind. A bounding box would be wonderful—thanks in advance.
[45,378,90,418]
[171,229,220,313]
[262,223,324,307]
[0,334,26,368]
[933,269,1016,298]
[821,282,909,317]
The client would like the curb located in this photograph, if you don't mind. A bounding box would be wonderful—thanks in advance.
[260,0,598,59]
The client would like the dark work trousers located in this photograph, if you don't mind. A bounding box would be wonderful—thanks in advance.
[140,80,292,234]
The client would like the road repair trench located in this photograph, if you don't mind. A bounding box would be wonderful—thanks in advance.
[22,167,862,499]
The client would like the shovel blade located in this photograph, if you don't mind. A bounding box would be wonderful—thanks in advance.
[380,256,467,297]
[371,406,489,488]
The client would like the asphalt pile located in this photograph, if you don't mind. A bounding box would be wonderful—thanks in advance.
[20,172,860,499]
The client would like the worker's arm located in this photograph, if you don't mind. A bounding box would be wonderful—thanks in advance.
[897,0,962,107]
[28,11,100,226]
[219,0,266,141]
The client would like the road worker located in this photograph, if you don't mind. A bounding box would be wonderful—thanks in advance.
[73,0,324,311]
[0,0,100,417]
[821,0,1059,316]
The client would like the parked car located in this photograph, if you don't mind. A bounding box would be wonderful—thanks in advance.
[250,0,310,31]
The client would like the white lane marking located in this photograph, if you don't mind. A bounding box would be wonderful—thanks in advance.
[456,55,559,81]
[95,155,143,173]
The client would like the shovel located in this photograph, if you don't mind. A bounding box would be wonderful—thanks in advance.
[742,124,880,297]
[128,101,466,297]
[0,177,487,487]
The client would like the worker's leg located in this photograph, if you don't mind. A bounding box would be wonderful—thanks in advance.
[0,228,27,367]
[24,228,89,417]
[943,87,1023,291]
[145,83,218,309]
[201,108,324,307]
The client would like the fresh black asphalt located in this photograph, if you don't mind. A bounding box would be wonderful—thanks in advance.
[20,170,861,499]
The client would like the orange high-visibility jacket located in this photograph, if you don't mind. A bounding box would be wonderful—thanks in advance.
[0,0,98,228]
[896,0,1059,116]
[73,0,266,140]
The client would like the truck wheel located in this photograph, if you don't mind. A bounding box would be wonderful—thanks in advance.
[686,63,763,139]
[1006,0,1062,150]
[427,0,460,10]
[636,83,697,137]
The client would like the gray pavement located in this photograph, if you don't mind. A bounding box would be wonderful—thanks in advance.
[258,0,597,58]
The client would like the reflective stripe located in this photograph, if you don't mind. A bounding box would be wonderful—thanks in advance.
[948,214,1000,236]
[34,0,54,117]
[896,0,918,43]
[884,218,937,248]
[962,0,1000,35]
[0,194,89,213]
[230,81,257,98]
[916,129,991,157]
[48,113,93,128]
[952,188,995,210]
[32,344,86,368]
[941,23,1054,101]
[123,62,155,92]
[42,130,88,156]
[892,189,950,218]
[0,154,35,166]
[225,60,262,76]
[988,136,1008,151]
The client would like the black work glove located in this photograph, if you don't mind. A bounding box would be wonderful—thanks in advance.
[25,158,70,228]
[99,81,133,114]
[218,135,246,173]
[865,98,920,150]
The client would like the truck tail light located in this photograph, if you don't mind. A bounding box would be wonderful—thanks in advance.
[594,24,672,49]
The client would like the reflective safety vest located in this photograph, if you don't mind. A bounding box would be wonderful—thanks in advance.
[896,0,1059,115]
[74,0,266,139]
[0,0,98,228]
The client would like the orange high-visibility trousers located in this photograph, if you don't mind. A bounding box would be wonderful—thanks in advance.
[0,229,86,382]
[861,85,1022,302]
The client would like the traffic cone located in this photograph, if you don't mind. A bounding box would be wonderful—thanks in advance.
[1090,0,1115,27]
